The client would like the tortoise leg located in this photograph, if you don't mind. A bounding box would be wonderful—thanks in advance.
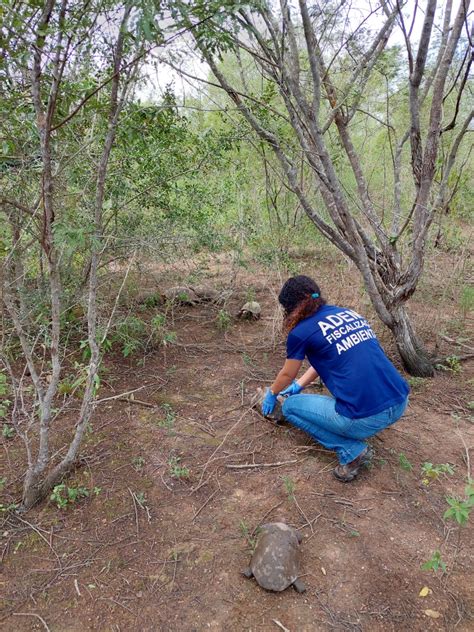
[242,567,253,579]
[293,578,306,593]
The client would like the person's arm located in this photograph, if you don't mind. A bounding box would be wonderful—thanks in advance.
[296,366,318,388]
[269,359,303,394]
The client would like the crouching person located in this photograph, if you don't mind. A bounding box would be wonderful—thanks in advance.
[262,275,409,482]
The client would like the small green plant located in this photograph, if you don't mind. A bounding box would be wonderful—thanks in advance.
[446,355,462,374]
[459,285,474,316]
[348,530,360,537]
[143,292,161,308]
[50,484,90,509]
[158,403,175,429]
[134,491,147,507]
[239,520,259,551]
[0,371,11,419]
[168,455,190,479]
[444,482,474,526]
[245,287,257,303]
[178,291,190,302]
[282,475,296,501]
[216,309,231,331]
[0,477,6,492]
[407,376,426,390]
[2,424,15,439]
[436,355,462,374]
[422,549,447,573]
[0,502,18,513]
[421,462,455,485]
[242,352,253,366]
[132,456,145,471]
[151,314,177,346]
[398,452,413,471]
[114,315,147,357]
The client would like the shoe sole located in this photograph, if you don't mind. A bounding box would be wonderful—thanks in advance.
[333,447,374,482]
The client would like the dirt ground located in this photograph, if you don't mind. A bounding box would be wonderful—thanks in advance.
[1,249,473,632]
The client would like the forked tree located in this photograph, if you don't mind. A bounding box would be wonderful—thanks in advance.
[182,0,473,376]
[1,0,140,510]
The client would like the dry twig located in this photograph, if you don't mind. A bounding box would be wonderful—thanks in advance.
[226,459,298,469]
[13,613,51,632]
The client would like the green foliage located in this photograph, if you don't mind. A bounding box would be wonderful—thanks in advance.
[0,371,11,419]
[168,455,190,479]
[0,501,19,513]
[407,376,426,390]
[157,403,176,429]
[132,456,146,471]
[422,550,447,573]
[115,316,146,357]
[436,355,462,374]
[50,484,91,509]
[216,309,231,331]
[398,453,413,471]
[421,462,454,485]
[444,482,474,526]
[239,520,259,551]
[2,424,15,439]
[446,356,462,374]
[460,285,474,316]
[282,475,296,501]
[151,314,177,346]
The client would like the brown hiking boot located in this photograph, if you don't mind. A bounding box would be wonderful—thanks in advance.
[333,446,374,482]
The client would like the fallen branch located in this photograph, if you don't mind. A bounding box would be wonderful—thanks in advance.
[118,397,157,408]
[226,459,298,469]
[96,384,151,403]
[439,334,474,352]
[192,489,219,522]
[434,353,474,364]
[251,501,284,536]
[13,613,51,632]
[128,488,140,538]
[272,619,291,632]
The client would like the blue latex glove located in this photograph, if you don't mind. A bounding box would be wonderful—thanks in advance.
[279,380,303,397]
[262,388,278,416]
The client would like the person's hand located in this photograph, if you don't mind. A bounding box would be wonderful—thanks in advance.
[280,380,303,397]
[262,388,278,416]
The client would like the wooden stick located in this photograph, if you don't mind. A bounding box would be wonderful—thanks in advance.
[192,489,219,522]
[272,619,290,632]
[96,385,150,403]
[251,501,284,536]
[13,613,51,632]
[128,488,140,538]
[434,353,474,364]
[121,397,157,408]
[439,334,474,352]
[226,459,298,470]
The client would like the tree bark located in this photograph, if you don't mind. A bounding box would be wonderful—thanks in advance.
[390,305,434,377]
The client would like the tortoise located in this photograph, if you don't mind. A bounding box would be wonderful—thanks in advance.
[163,286,199,305]
[191,285,223,303]
[243,522,306,593]
[238,301,261,320]
[251,387,286,424]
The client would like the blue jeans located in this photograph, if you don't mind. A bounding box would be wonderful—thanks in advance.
[282,395,408,465]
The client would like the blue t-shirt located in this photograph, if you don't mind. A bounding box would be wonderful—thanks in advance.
[286,304,409,419]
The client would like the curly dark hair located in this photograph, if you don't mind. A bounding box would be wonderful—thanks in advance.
[278,275,326,331]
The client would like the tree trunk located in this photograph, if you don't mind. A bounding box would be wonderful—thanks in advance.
[20,469,46,512]
[390,305,434,377]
